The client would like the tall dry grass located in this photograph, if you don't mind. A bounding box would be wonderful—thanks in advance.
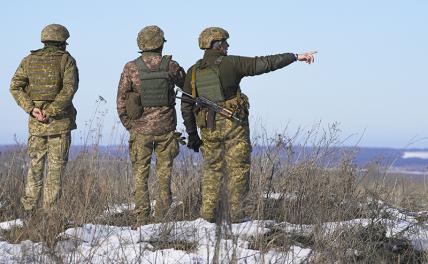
[0,110,427,263]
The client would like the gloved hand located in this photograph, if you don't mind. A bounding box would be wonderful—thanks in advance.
[187,132,202,152]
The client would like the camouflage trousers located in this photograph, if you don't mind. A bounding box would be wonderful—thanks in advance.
[129,130,179,218]
[21,132,71,211]
[200,116,251,222]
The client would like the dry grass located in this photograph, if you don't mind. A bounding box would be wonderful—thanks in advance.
[0,120,427,263]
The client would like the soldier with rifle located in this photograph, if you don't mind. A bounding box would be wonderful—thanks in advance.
[180,27,316,223]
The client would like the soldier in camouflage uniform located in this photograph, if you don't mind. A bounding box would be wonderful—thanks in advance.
[181,27,316,222]
[10,24,79,213]
[116,25,186,224]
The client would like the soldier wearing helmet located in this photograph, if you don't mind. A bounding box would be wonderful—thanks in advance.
[10,24,79,215]
[117,25,186,226]
[181,27,316,223]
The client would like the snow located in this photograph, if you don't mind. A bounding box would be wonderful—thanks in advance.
[1,201,427,263]
[402,151,428,159]
[0,219,23,230]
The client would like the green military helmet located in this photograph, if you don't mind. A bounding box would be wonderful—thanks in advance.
[41,24,70,43]
[198,27,229,50]
[137,25,166,51]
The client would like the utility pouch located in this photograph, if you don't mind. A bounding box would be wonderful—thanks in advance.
[126,92,143,120]
[225,93,250,122]
[206,110,216,130]
[195,108,208,128]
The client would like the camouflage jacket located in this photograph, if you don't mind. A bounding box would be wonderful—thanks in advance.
[181,49,297,134]
[116,51,186,135]
[10,46,79,136]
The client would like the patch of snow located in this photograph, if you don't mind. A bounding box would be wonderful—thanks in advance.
[402,151,428,159]
[265,192,298,201]
[0,220,23,230]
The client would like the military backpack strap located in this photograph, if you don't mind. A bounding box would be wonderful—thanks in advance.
[60,53,68,80]
[134,57,149,73]
[214,56,224,66]
[191,60,202,98]
[159,55,172,71]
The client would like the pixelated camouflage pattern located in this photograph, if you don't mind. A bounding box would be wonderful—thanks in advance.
[198,27,229,49]
[199,116,251,222]
[41,24,70,43]
[21,132,71,211]
[117,52,186,135]
[10,46,79,136]
[137,26,165,51]
[129,131,179,218]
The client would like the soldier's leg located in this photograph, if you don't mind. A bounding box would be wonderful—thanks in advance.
[224,122,251,222]
[153,132,179,217]
[22,135,47,211]
[130,132,153,218]
[43,132,71,209]
[200,128,224,222]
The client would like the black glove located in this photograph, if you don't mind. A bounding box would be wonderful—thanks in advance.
[187,132,202,152]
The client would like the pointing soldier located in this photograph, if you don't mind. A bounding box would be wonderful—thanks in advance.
[181,27,316,222]
[10,24,79,214]
[116,26,186,225]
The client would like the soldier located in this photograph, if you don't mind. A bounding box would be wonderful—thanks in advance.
[10,24,79,214]
[181,27,316,223]
[116,25,186,225]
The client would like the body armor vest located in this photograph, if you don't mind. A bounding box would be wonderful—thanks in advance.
[27,50,66,101]
[194,56,225,103]
[134,55,175,107]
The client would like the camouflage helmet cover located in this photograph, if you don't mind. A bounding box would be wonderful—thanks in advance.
[41,24,70,43]
[137,25,166,51]
[198,27,229,49]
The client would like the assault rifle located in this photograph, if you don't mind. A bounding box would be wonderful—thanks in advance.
[175,87,243,123]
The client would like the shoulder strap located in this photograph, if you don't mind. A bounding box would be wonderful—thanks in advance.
[159,55,172,71]
[214,56,224,65]
[134,57,150,72]
[191,60,202,98]
[60,53,68,80]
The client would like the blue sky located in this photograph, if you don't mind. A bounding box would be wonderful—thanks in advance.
[1,0,427,148]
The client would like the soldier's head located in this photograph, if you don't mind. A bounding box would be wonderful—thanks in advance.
[199,27,229,55]
[41,24,70,49]
[137,25,166,53]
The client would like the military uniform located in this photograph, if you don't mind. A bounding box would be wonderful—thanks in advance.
[116,26,186,221]
[181,27,299,222]
[10,24,78,211]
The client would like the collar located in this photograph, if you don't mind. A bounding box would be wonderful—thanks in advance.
[203,49,225,59]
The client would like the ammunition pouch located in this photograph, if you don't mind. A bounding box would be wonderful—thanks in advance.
[225,93,250,123]
[125,92,143,120]
[195,107,208,128]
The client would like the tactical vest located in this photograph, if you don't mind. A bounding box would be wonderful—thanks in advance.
[194,56,225,103]
[27,50,67,101]
[134,55,175,107]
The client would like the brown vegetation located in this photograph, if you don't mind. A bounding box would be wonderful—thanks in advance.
[0,121,427,263]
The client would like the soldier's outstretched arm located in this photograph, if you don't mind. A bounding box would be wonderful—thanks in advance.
[10,57,35,114]
[43,56,79,117]
[230,51,316,78]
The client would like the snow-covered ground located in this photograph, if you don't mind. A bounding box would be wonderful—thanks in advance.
[0,202,427,264]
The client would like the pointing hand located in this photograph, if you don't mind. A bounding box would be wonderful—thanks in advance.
[296,51,317,64]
